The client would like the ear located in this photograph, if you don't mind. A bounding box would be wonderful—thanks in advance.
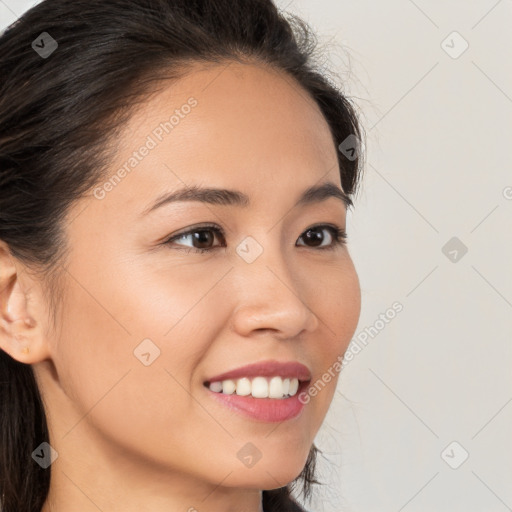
[0,241,52,364]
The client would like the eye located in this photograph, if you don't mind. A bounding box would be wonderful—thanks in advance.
[296,224,347,250]
[163,223,225,253]
[162,223,347,253]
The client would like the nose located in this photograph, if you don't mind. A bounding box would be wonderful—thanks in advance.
[228,239,320,340]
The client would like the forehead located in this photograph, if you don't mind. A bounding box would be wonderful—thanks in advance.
[95,60,342,216]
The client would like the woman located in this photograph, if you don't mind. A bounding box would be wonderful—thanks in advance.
[0,0,364,511]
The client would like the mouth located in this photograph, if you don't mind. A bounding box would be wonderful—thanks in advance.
[202,360,312,423]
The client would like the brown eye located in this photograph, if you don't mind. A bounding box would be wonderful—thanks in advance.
[164,225,225,253]
[185,229,217,249]
[296,225,347,250]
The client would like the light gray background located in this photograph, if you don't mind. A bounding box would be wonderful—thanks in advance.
[1,1,511,511]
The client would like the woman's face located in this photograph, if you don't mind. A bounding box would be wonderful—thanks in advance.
[32,61,361,505]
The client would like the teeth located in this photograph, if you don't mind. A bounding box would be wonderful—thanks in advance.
[289,377,299,396]
[222,379,236,395]
[281,377,290,396]
[236,377,251,396]
[209,381,223,393]
[251,377,268,398]
[269,376,284,398]
[207,376,300,399]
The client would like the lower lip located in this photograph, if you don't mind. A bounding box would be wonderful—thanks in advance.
[205,381,309,423]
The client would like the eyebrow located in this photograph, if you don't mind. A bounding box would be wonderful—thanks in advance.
[141,181,352,216]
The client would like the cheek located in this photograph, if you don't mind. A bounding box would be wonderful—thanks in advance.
[337,264,361,346]
[305,258,360,421]
[51,258,212,430]
[316,256,361,352]
[50,273,218,471]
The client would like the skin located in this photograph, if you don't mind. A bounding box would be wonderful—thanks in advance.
[0,60,361,512]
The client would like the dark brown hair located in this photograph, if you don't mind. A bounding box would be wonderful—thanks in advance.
[0,1,363,511]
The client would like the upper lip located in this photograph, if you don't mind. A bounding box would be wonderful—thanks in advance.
[204,360,312,383]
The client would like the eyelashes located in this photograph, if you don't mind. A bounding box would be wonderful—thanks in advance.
[161,223,347,254]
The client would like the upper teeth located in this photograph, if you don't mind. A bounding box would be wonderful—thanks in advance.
[207,376,300,399]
